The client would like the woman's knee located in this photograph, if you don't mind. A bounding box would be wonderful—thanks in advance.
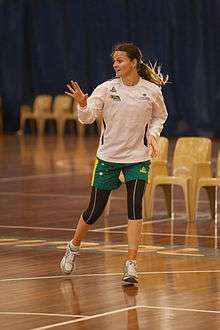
[82,187,111,224]
[126,180,146,220]
[127,202,143,220]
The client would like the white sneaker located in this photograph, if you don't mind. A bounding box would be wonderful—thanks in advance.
[122,260,138,284]
[60,243,79,275]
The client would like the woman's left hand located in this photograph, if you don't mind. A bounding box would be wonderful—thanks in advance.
[147,135,158,158]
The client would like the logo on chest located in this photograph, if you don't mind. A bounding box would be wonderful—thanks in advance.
[110,86,121,101]
[110,86,117,93]
[139,93,151,101]
[110,94,121,101]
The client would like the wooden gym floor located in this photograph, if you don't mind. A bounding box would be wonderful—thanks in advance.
[0,133,220,330]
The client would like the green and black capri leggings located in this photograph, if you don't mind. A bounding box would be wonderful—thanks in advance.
[82,158,150,224]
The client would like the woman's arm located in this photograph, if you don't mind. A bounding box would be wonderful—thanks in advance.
[65,81,107,124]
[148,89,168,138]
[147,89,168,158]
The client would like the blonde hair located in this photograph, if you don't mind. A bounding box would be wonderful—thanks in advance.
[112,42,169,87]
[139,61,169,87]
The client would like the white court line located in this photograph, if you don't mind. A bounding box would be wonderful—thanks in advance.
[138,305,220,314]
[1,270,220,283]
[0,224,127,232]
[91,224,128,231]
[92,218,173,232]
[0,312,88,318]
[30,306,138,330]
[29,303,220,330]
[0,190,215,205]
[0,192,124,200]
[101,229,220,240]
[0,225,75,232]
[0,172,74,182]
[0,218,172,233]
[0,273,122,283]
[142,231,220,239]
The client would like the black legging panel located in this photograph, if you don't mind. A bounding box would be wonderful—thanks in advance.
[82,180,146,224]
[82,187,111,224]
[126,180,146,219]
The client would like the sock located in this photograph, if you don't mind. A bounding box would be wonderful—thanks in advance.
[69,241,80,251]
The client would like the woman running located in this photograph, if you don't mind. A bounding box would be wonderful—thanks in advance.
[60,42,168,284]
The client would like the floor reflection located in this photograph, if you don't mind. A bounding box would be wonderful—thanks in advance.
[122,285,140,330]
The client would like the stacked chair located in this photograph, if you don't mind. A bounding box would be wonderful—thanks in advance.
[20,95,53,134]
[143,137,212,222]
[36,95,72,135]
[143,136,170,219]
[19,95,94,136]
[195,150,220,222]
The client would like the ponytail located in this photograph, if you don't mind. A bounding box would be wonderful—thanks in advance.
[138,62,169,87]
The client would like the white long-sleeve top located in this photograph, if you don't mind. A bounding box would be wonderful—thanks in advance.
[78,77,168,163]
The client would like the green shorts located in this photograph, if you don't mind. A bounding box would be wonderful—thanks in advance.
[91,158,151,190]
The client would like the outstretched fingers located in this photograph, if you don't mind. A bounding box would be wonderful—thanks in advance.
[71,81,83,94]
[66,83,75,94]
[73,81,83,93]
[65,91,74,97]
[65,80,87,107]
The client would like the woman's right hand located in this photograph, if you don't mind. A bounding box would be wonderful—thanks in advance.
[65,80,88,107]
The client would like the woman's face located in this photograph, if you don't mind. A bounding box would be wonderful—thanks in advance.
[113,51,137,78]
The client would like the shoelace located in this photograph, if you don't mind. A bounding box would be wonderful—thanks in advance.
[66,249,80,262]
[127,262,137,276]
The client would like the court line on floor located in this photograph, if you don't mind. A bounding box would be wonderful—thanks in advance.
[29,303,220,330]
[141,231,220,239]
[95,216,190,232]
[91,224,128,231]
[0,192,124,200]
[0,172,75,182]
[97,213,217,233]
[138,305,220,314]
[0,218,172,233]
[100,229,220,239]
[0,225,75,232]
[1,270,220,283]
[0,312,88,318]
[92,218,173,232]
[30,306,138,330]
[0,191,214,205]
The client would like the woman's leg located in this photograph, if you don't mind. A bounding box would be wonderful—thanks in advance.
[60,187,111,274]
[71,215,91,246]
[71,187,111,246]
[127,219,143,260]
[122,180,146,283]
[126,179,146,259]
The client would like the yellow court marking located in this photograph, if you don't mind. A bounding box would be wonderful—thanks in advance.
[0,242,19,245]
[0,238,19,241]
[139,245,165,251]
[18,243,49,247]
[179,248,199,252]
[157,251,204,257]
[16,240,46,244]
[46,241,68,245]
[81,242,99,246]
[0,238,206,258]
[57,242,103,250]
